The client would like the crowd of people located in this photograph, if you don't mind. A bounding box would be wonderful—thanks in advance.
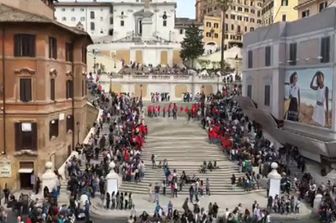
[120,62,189,76]
[128,200,272,223]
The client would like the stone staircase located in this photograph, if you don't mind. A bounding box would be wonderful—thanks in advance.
[119,117,249,195]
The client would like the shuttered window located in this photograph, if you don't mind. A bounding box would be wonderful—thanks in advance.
[15,122,37,151]
[320,36,330,63]
[248,50,253,68]
[50,79,55,101]
[66,80,73,99]
[65,43,73,62]
[20,78,32,102]
[66,115,74,132]
[49,119,59,139]
[289,43,297,65]
[265,46,271,66]
[48,37,57,59]
[264,85,271,106]
[14,34,36,57]
[247,85,252,98]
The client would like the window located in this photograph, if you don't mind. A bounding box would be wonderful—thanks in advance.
[163,20,167,27]
[66,115,74,132]
[237,16,242,21]
[65,43,73,62]
[237,25,241,33]
[320,36,330,63]
[248,50,253,68]
[231,24,234,30]
[82,47,87,64]
[120,20,124,26]
[20,78,32,102]
[121,11,124,16]
[244,17,249,22]
[206,32,211,37]
[80,8,84,11]
[206,22,211,27]
[230,14,235,20]
[214,23,219,28]
[238,7,242,11]
[250,27,254,32]
[50,79,55,101]
[250,18,255,23]
[319,2,328,12]
[214,33,219,38]
[48,37,57,59]
[14,34,36,57]
[250,9,255,14]
[61,8,65,11]
[244,8,249,13]
[281,0,288,6]
[264,85,271,106]
[289,43,297,65]
[15,122,37,151]
[62,17,66,21]
[282,14,286,21]
[302,10,309,18]
[71,8,75,11]
[49,119,59,139]
[66,80,73,99]
[265,46,271,66]
[71,17,76,21]
[90,11,95,19]
[225,24,228,31]
[245,26,247,32]
[247,85,252,98]
[90,22,95,30]
[80,17,85,21]
[110,17,113,24]
[109,29,114,36]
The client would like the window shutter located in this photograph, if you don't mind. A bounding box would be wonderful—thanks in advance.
[26,79,32,101]
[20,79,25,101]
[15,123,22,151]
[32,123,37,150]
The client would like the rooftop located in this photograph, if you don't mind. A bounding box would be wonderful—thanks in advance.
[55,1,112,7]
[0,3,92,39]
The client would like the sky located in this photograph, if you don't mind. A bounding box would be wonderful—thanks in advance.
[176,0,195,19]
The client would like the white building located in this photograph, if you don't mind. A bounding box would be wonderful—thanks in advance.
[55,0,178,42]
[55,1,113,38]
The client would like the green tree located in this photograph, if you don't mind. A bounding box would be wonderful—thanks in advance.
[180,25,204,68]
[208,0,232,73]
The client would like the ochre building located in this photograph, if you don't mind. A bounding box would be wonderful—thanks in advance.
[0,0,97,190]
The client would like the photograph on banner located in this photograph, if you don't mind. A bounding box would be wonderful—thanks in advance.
[284,68,333,128]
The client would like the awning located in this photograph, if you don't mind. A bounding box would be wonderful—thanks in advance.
[18,168,33,173]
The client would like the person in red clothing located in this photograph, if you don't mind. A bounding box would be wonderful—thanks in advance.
[163,106,166,117]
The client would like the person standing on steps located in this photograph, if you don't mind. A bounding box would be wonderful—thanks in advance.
[206,178,210,196]
[189,184,194,203]
[151,154,156,168]
[154,183,160,203]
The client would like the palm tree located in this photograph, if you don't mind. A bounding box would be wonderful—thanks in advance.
[208,0,232,74]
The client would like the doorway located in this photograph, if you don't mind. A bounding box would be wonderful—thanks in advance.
[20,173,32,189]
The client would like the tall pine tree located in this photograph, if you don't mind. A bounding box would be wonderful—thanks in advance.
[180,25,204,68]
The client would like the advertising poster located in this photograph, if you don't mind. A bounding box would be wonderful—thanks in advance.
[284,68,333,128]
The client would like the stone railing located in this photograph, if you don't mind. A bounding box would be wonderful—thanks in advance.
[105,74,221,83]
[57,107,103,179]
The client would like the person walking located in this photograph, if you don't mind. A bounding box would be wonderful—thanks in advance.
[206,178,210,196]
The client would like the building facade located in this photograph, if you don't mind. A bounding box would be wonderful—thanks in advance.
[295,0,331,19]
[0,1,97,190]
[242,7,336,168]
[196,0,263,52]
[54,1,114,38]
[261,0,299,26]
[55,0,178,42]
